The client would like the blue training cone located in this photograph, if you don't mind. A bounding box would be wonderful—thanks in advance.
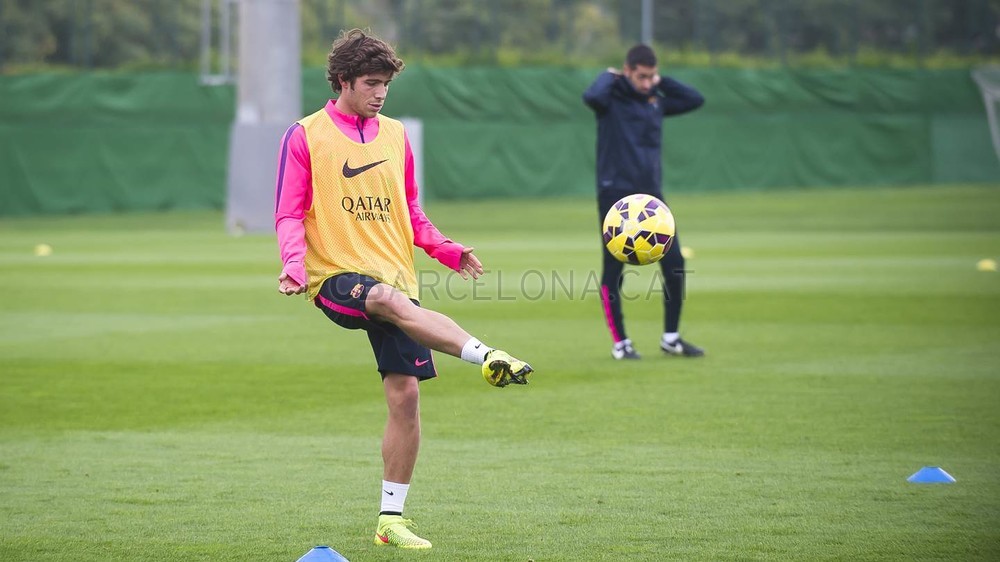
[907,466,956,483]
[296,545,350,562]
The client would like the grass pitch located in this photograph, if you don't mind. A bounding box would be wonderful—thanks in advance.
[1,185,999,561]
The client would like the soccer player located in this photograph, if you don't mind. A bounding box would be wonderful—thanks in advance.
[583,44,706,361]
[274,29,533,550]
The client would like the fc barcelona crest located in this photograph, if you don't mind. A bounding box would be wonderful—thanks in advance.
[350,283,364,299]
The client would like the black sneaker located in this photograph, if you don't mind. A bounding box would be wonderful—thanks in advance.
[612,339,641,360]
[660,337,705,357]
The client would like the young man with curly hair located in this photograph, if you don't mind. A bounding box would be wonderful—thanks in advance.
[274,29,533,549]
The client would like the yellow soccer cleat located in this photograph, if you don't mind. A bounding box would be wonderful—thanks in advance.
[482,350,533,387]
[374,514,432,549]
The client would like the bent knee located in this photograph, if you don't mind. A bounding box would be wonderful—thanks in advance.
[365,285,414,323]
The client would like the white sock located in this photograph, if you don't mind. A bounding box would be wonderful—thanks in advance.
[662,332,679,344]
[460,337,492,364]
[380,480,409,514]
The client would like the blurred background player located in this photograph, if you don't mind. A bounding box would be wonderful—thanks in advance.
[583,44,706,361]
[274,29,533,549]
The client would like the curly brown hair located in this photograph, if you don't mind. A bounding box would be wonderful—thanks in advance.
[326,28,405,94]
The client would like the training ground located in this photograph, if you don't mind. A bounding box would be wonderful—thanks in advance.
[1,185,998,561]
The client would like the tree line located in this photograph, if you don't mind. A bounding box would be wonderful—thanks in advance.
[1,0,997,72]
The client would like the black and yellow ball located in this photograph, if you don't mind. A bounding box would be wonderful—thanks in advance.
[602,194,675,265]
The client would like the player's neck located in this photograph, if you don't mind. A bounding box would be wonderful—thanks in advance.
[333,98,360,119]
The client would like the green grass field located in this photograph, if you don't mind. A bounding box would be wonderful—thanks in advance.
[2,185,999,561]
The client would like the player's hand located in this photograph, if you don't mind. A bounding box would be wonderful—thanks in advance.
[278,272,306,295]
[458,247,484,280]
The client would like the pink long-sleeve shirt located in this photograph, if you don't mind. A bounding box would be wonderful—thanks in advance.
[274,101,464,288]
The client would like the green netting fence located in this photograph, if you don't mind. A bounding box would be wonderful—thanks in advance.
[1,66,997,217]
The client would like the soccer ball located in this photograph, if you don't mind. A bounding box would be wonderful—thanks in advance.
[602,194,675,265]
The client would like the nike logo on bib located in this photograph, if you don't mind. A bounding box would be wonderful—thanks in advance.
[343,159,387,178]
[415,358,430,367]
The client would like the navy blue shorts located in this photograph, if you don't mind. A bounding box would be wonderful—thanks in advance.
[314,272,436,381]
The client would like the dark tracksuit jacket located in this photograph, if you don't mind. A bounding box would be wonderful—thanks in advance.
[582,71,704,343]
